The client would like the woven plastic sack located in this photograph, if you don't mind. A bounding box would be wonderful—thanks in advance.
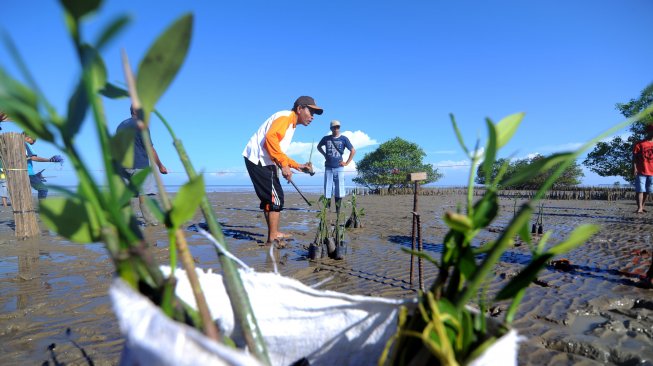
[111,266,522,365]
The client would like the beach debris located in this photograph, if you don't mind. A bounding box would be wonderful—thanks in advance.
[551,258,573,272]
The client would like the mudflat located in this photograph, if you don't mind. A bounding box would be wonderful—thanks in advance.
[1,191,652,365]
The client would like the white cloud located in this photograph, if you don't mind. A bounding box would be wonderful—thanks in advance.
[432,159,471,171]
[341,130,378,149]
[287,130,377,167]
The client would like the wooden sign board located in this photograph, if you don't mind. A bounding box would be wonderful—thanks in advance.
[407,172,427,182]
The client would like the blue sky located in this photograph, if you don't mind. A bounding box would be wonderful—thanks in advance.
[2,1,652,188]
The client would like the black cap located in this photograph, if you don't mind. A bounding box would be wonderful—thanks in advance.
[293,96,323,115]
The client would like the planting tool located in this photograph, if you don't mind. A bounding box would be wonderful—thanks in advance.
[289,178,312,207]
[278,163,312,206]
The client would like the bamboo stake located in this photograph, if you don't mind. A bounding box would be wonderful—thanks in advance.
[154,109,271,365]
[121,51,220,342]
[0,132,39,238]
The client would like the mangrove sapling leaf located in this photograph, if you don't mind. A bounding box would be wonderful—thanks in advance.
[471,190,498,229]
[482,118,498,186]
[94,15,131,51]
[494,254,553,301]
[99,82,130,99]
[547,224,599,255]
[0,70,54,142]
[444,211,474,232]
[81,45,108,93]
[450,113,470,157]
[401,247,440,267]
[136,14,193,122]
[495,112,524,149]
[40,196,102,243]
[517,218,531,248]
[501,152,575,189]
[110,127,136,168]
[65,81,89,134]
[504,288,526,326]
[60,0,101,21]
[169,176,205,228]
[0,32,60,127]
[144,196,165,224]
[535,230,553,255]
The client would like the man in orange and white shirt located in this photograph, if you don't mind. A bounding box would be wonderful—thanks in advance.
[243,96,323,245]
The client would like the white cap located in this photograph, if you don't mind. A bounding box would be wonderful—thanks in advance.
[330,120,341,128]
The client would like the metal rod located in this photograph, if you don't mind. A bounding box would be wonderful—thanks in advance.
[289,179,312,206]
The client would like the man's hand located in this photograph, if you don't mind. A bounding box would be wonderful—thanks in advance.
[300,162,315,176]
[159,164,168,174]
[339,161,348,167]
[281,165,292,182]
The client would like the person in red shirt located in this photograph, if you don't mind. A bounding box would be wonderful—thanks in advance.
[632,124,653,213]
[243,96,323,245]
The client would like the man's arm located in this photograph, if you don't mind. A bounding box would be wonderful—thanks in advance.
[343,147,356,166]
[317,137,327,157]
[29,156,52,163]
[152,147,168,174]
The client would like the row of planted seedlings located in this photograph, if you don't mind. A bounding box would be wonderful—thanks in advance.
[0,4,271,365]
[307,191,365,260]
[4,1,652,365]
[377,107,653,365]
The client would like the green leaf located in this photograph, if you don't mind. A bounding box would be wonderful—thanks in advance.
[494,254,553,300]
[169,175,205,228]
[95,15,131,51]
[450,113,469,157]
[64,81,88,137]
[99,82,130,99]
[144,196,165,223]
[535,230,552,255]
[482,118,498,185]
[471,190,498,229]
[137,14,193,120]
[0,69,54,141]
[443,211,473,232]
[458,247,476,279]
[548,224,599,256]
[501,152,574,188]
[495,112,524,148]
[60,0,101,20]
[81,44,107,92]
[40,196,102,243]
[400,247,440,267]
[111,127,136,168]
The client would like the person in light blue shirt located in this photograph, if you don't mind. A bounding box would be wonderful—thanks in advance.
[24,132,62,200]
[317,120,356,216]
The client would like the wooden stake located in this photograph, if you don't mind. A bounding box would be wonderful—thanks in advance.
[0,133,40,238]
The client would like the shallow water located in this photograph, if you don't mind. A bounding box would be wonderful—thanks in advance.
[0,193,652,365]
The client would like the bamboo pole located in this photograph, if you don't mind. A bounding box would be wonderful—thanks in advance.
[0,132,39,238]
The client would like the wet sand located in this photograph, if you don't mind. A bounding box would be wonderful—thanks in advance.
[1,191,652,365]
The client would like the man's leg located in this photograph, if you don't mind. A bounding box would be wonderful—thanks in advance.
[267,210,281,243]
[324,168,334,208]
[139,194,159,226]
[29,175,48,200]
[334,167,346,217]
[635,175,645,213]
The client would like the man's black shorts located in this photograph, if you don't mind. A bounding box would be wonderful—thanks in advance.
[245,157,284,211]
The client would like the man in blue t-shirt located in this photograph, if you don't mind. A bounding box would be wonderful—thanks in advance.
[116,105,168,226]
[317,120,356,216]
